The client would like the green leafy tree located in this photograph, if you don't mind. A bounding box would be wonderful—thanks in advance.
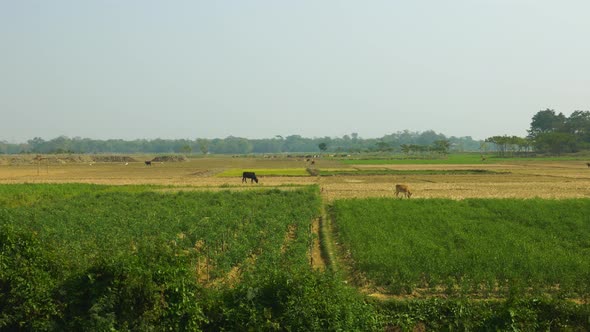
[27,137,46,153]
[512,136,532,154]
[318,142,328,152]
[197,139,209,155]
[432,139,451,154]
[528,108,567,139]
[375,141,390,152]
[180,144,192,154]
[400,144,410,155]
[485,136,511,157]
[534,132,578,155]
[565,110,590,148]
[417,130,446,146]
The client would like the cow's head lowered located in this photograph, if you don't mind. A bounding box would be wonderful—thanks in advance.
[242,172,259,183]
[394,184,412,198]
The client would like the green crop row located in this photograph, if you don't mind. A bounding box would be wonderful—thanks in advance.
[2,184,589,330]
[319,169,504,176]
[339,154,486,164]
[332,198,590,299]
[0,184,378,330]
[339,153,590,165]
[216,168,309,177]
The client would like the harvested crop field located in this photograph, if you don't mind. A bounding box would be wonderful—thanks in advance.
[1,155,589,199]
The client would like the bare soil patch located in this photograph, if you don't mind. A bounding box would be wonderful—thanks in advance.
[310,218,325,271]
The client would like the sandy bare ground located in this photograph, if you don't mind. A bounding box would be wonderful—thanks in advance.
[319,160,590,200]
[319,174,590,201]
[1,157,589,199]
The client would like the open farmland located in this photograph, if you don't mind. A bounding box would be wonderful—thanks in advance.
[216,168,310,177]
[1,184,378,330]
[331,198,590,300]
[1,155,590,200]
[1,154,590,330]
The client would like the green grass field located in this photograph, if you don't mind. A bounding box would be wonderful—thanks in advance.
[2,184,376,331]
[216,168,309,177]
[2,183,589,330]
[340,154,484,164]
[332,198,590,298]
[319,169,504,176]
[340,153,590,165]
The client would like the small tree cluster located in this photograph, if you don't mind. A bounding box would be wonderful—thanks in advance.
[486,109,590,156]
[527,109,590,154]
[400,139,451,155]
[484,136,532,157]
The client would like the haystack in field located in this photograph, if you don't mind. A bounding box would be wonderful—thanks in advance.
[151,155,188,162]
[92,155,138,163]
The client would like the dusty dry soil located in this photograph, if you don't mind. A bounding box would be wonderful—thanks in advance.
[1,157,590,200]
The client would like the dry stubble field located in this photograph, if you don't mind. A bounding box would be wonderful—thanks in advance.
[1,155,590,200]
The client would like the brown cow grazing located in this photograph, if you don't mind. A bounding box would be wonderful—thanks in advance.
[394,184,412,198]
[587,162,590,168]
[144,161,152,166]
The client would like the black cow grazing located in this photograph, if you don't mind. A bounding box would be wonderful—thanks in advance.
[242,172,259,183]
[587,162,590,168]
[145,161,152,166]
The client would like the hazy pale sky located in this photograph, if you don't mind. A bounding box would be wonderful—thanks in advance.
[1,1,589,142]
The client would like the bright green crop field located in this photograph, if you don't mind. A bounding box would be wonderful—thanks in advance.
[332,198,590,299]
[2,184,589,330]
[216,168,309,177]
[319,169,504,176]
[0,184,378,331]
[339,153,590,165]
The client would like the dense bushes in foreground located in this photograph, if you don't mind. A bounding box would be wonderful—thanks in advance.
[0,224,375,331]
[1,184,589,330]
[0,184,378,331]
[378,297,590,331]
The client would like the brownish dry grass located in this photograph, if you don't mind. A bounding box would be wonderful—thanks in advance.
[1,156,589,200]
[319,160,590,201]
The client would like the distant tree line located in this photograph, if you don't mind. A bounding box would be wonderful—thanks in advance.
[485,109,590,156]
[0,131,482,155]
[3,110,588,156]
